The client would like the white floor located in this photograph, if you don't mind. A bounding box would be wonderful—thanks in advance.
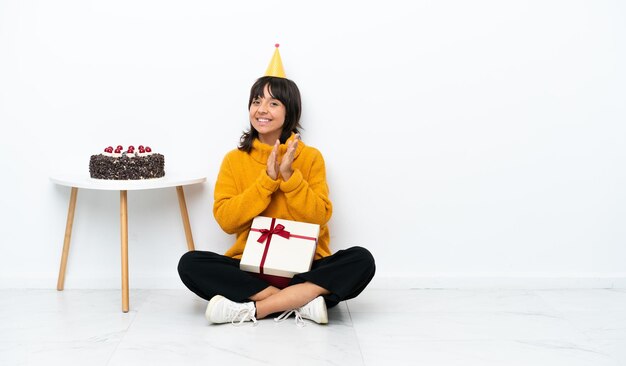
[2,289,626,365]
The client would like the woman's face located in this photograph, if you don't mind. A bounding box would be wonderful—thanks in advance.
[249,84,286,144]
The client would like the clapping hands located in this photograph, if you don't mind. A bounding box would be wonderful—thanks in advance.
[267,134,299,181]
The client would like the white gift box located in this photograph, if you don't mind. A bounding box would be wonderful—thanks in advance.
[240,216,319,281]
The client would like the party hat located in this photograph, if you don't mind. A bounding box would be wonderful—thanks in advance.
[264,43,286,78]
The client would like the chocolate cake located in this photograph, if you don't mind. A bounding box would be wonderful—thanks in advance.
[89,145,165,180]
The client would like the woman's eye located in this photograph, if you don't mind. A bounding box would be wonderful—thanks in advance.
[271,102,280,107]
[252,100,261,105]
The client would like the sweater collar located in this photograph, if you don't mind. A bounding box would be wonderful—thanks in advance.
[250,133,304,164]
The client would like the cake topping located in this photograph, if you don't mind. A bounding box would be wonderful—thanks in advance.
[104,145,154,156]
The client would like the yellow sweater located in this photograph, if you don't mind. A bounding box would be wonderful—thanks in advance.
[214,134,333,260]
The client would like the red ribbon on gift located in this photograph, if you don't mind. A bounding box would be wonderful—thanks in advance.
[256,223,290,244]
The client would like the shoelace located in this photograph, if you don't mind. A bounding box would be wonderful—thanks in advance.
[231,307,258,326]
[274,309,306,327]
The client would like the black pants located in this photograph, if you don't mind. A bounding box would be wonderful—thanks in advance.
[178,246,375,308]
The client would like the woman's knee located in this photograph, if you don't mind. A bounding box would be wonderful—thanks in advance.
[348,246,376,274]
[349,246,376,278]
[177,250,200,276]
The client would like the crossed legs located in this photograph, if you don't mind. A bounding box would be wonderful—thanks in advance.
[178,247,375,322]
[250,282,330,319]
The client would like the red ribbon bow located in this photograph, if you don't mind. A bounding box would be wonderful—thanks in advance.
[257,224,290,243]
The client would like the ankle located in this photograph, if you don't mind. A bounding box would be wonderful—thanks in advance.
[255,301,268,319]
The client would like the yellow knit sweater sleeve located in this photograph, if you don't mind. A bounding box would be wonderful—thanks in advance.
[279,147,332,226]
[213,150,279,234]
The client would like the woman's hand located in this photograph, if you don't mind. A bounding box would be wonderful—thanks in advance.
[266,139,280,180]
[279,134,299,181]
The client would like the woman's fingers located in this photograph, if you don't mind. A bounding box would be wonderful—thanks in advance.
[268,136,300,180]
[266,139,280,180]
[279,135,299,180]
[285,135,299,159]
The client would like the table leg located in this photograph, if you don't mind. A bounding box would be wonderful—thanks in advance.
[120,190,129,313]
[176,186,196,251]
[57,187,78,291]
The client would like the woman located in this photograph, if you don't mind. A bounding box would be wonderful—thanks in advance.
[178,50,375,325]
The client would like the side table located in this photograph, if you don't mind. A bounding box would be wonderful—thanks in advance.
[50,173,207,312]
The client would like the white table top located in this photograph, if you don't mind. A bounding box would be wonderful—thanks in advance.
[50,172,207,191]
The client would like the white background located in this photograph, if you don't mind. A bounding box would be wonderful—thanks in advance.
[1,0,625,289]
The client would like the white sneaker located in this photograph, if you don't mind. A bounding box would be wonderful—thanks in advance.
[275,296,328,326]
[299,296,328,324]
[206,295,257,325]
